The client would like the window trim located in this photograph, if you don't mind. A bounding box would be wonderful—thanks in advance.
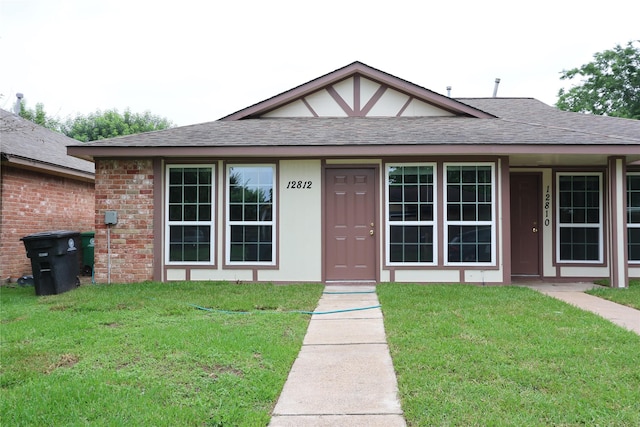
[164,164,216,265]
[385,162,437,266]
[555,172,603,264]
[628,172,640,264]
[225,163,277,266]
[443,162,496,266]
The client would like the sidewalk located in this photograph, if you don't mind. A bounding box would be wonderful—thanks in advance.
[269,285,406,427]
[522,282,640,335]
[269,282,638,425]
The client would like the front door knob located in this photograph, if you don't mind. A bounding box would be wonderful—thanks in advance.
[370,229,375,236]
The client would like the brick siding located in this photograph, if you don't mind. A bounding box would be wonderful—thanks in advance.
[94,159,154,283]
[0,166,95,280]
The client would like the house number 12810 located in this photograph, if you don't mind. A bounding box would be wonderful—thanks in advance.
[544,185,551,226]
[286,180,312,189]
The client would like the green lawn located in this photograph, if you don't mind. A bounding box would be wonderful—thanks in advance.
[378,284,640,426]
[588,279,640,309]
[0,282,323,426]
[4,281,639,426]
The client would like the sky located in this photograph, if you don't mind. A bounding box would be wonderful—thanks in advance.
[1,0,638,126]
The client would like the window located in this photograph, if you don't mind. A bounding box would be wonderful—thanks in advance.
[386,164,436,264]
[628,173,640,262]
[227,165,275,264]
[556,173,602,262]
[166,166,214,263]
[445,164,494,264]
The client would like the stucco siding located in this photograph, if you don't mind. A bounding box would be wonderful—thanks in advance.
[305,90,348,117]
[268,160,322,281]
[540,169,558,277]
[263,100,314,118]
[367,89,409,117]
[402,98,456,117]
[560,266,609,278]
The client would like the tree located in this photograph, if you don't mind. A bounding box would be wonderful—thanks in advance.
[556,40,640,119]
[18,101,61,131]
[61,108,174,142]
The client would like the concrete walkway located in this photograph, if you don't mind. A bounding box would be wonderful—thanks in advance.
[269,282,638,426]
[522,282,640,335]
[269,284,405,427]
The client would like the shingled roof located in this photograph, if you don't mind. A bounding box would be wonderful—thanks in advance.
[459,98,640,141]
[66,62,640,165]
[1,109,94,181]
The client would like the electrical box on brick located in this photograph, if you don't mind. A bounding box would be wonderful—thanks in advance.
[104,210,118,225]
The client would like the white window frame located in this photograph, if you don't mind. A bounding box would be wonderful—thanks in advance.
[385,163,437,266]
[555,172,603,264]
[628,172,640,263]
[226,164,276,266]
[444,162,496,266]
[165,164,215,265]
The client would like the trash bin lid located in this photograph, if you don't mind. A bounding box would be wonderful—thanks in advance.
[21,230,81,241]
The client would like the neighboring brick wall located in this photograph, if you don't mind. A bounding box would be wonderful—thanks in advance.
[94,159,154,284]
[0,166,95,280]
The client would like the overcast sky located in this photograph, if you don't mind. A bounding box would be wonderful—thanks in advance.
[1,0,638,126]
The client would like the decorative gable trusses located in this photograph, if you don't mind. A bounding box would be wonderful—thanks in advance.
[220,61,495,121]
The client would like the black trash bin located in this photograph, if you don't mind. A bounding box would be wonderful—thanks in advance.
[21,230,81,296]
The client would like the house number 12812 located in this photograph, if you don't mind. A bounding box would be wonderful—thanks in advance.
[286,180,312,189]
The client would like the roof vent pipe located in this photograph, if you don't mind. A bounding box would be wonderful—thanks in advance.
[446,86,452,97]
[14,93,23,115]
[492,78,500,97]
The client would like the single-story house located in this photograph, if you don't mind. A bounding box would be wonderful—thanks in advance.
[1,108,95,281]
[68,62,640,287]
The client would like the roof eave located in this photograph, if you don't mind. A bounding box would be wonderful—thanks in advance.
[3,155,95,182]
[66,143,640,161]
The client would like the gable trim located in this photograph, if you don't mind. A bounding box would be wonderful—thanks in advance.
[361,85,388,117]
[300,98,319,117]
[326,86,354,116]
[220,62,496,120]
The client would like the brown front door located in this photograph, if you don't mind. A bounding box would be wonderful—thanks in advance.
[325,168,377,281]
[510,173,541,276]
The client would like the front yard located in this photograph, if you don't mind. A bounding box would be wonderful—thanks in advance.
[1,282,323,426]
[378,284,640,426]
[2,281,639,426]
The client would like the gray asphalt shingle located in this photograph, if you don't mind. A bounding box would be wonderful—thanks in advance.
[67,102,640,150]
[0,109,94,175]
